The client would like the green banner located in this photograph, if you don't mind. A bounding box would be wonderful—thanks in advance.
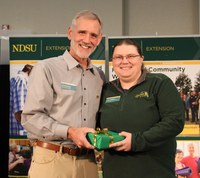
[10,36,105,60]
[108,37,200,61]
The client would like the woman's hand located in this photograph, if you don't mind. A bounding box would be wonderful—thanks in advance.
[109,131,132,151]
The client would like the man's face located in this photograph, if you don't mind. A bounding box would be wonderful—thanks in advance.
[188,144,195,155]
[67,17,102,60]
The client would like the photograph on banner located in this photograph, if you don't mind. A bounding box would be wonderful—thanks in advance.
[9,36,106,138]
[175,140,200,178]
[9,139,32,177]
[9,63,34,138]
[144,60,200,126]
[108,37,200,135]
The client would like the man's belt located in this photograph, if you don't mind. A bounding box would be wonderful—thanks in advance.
[35,140,93,156]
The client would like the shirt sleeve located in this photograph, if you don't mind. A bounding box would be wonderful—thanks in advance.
[21,63,69,140]
[131,77,185,152]
[13,77,27,113]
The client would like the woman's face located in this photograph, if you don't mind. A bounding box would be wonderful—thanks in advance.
[175,152,183,162]
[112,44,144,83]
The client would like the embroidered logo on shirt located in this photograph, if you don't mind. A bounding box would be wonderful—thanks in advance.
[135,91,149,98]
[105,96,121,103]
[61,82,77,91]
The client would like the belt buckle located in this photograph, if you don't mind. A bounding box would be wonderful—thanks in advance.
[76,148,83,156]
[75,148,84,156]
[79,149,90,156]
[85,149,89,156]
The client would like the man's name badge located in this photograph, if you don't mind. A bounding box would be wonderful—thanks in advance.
[61,82,77,91]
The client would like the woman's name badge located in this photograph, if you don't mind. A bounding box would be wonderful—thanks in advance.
[105,96,121,103]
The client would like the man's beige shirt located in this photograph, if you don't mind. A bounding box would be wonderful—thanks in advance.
[21,50,104,141]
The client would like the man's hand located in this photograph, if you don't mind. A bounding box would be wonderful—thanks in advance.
[67,127,95,149]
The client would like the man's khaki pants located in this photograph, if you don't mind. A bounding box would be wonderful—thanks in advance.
[28,146,99,178]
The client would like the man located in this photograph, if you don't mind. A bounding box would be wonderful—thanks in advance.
[181,143,200,178]
[9,64,33,136]
[189,91,198,123]
[21,10,105,178]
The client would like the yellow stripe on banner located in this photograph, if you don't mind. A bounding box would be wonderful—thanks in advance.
[109,60,200,66]
[10,60,39,65]
[91,60,105,65]
[144,60,200,65]
[10,60,105,65]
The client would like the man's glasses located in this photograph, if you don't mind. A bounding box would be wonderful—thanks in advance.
[112,54,140,63]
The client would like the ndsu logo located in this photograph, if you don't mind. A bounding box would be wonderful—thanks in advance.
[12,44,37,52]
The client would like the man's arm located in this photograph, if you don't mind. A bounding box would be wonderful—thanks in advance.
[21,62,68,140]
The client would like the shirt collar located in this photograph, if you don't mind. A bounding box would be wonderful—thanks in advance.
[17,70,29,79]
[137,68,147,84]
[63,50,95,74]
[111,68,148,92]
[87,60,95,74]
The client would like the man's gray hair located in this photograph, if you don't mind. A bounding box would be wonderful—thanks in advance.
[71,10,102,32]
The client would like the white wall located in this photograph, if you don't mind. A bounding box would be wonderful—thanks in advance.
[126,0,199,36]
[0,0,199,36]
[0,0,123,36]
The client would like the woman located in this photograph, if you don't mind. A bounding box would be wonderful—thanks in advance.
[9,142,24,174]
[98,39,184,178]
[175,149,187,178]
